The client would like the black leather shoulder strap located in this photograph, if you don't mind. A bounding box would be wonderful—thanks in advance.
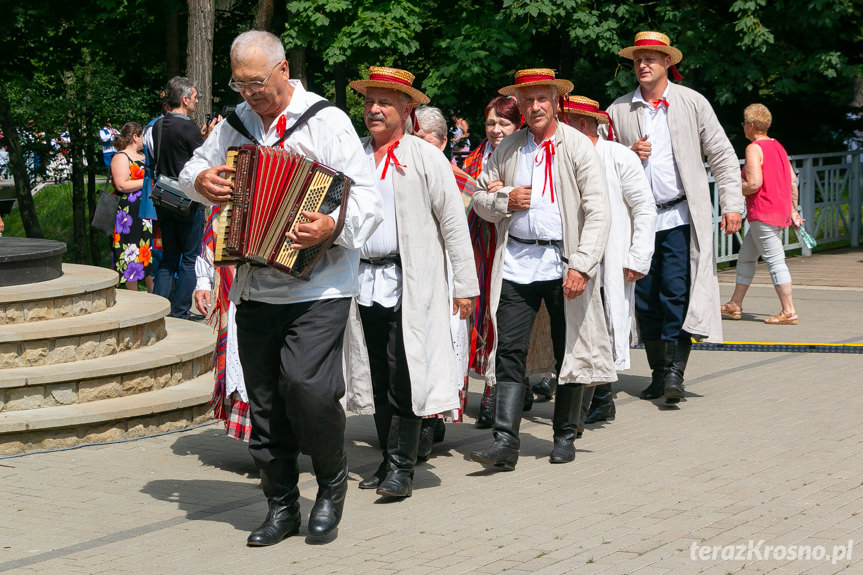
[225,100,335,148]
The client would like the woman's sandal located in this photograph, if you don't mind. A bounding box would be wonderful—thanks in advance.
[720,301,742,320]
[765,310,798,325]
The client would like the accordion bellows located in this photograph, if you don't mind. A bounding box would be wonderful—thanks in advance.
[214,145,352,280]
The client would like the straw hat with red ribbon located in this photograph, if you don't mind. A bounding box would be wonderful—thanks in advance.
[561,95,615,141]
[350,66,430,106]
[350,66,429,133]
[618,31,684,82]
[498,68,574,98]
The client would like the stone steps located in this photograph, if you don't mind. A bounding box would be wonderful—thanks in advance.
[0,374,214,455]
[0,289,169,368]
[0,262,219,455]
[0,318,214,411]
[0,264,118,325]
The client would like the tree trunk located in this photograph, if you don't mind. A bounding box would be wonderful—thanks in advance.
[187,0,215,122]
[334,60,346,111]
[68,130,89,263]
[253,0,274,30]
[289,48,307,89]
[165,11,181,78]
[86,142,103,266]
[0,84,42,238]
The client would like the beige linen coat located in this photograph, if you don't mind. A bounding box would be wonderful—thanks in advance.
[472,123,616,387]
[344,134,480,417]
[606,82,744,342]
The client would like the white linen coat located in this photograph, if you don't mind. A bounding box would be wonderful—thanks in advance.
[344,134,479,417]
[594,139,656,370]
[606,82,744,342]
[472,123,616,387]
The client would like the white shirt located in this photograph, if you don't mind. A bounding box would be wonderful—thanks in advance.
[502,135,565,283]
[99,127,116,154]
[633,85,690,232]
[179,80,383,305]
[357,141,402,308]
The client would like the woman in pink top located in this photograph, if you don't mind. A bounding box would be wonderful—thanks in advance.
[721,104,803,324]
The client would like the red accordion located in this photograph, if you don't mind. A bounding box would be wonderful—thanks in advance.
[214,145,352,280]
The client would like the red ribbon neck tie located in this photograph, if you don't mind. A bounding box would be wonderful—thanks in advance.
[275,115,287,148]
[651,98,670,110]
[535,140,556,203]
[381,140,405,181]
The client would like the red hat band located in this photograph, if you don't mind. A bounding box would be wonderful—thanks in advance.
[516,73,557,85]
[368,72,413,87]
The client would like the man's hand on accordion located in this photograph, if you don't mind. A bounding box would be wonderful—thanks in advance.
[194,165,236,204]
[285,211,336,249]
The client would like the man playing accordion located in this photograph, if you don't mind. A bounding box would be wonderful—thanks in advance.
[179,30,383,546]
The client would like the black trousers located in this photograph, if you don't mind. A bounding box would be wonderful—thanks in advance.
[495,279,566,384]
[235,297,351,476]
[635,224,691,342]
[358,302,417,420]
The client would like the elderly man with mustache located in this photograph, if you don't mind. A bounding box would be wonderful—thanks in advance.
[343,67,478,499]
[470,69,614,470]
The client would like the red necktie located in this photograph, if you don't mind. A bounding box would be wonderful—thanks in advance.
[275,115,287,148]
[652,98,670,110]
[381,140,405,180]
[535,140,555,203]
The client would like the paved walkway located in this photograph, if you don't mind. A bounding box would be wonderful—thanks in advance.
[1,249,861,575]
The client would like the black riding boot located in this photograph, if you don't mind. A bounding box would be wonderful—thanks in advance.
[417,418,436,462]
[476,384,495,428]
[376,416,423,498]
[470,381,525,471]
[550,383,584,463]
[584,383,616,424]
[247,458,301,546]
[358,452,388,489]
[308,455,349,538]
[640,340,666,400]
[663,339,692,403]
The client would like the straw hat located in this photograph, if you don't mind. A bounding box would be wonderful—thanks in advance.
[618,31,683,65]
[561,96,609,124]
[349,66,429,105]
[498,68,573,97]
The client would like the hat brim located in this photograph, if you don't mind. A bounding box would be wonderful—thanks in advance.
[563,109,609,124]
[499,79,574,98]
[349,80,430,106]
[618,45,683,65]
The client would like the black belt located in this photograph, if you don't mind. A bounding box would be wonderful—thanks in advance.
[655,196,687,210]
[361,254,402,267]
[508,236,569,264]
[508,236,561,247]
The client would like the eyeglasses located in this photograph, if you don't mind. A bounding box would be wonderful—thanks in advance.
[228,62,282,93]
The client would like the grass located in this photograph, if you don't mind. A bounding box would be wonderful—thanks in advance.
[2,181,111,267]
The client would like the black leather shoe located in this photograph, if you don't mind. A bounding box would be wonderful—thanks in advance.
[358,456,387,489]
[549,436,576,463]
[376,416,422,499]
[532,377,555,401]
[308,459,348,538]
[247,503,301,546]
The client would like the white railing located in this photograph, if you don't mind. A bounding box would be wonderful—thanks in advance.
[710,150,862,263]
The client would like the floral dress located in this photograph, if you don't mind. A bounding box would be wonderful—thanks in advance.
[111,153,154,283]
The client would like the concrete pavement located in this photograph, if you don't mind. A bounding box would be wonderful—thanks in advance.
[0,249,861,575]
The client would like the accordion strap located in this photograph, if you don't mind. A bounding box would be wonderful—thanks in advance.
[226,100,335,148]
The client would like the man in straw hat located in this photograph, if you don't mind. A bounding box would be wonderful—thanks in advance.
[607,31,743,404]
[561,95,656,426]
[343,67,478,498]
[178,30,383,545]
[469,69,614,470]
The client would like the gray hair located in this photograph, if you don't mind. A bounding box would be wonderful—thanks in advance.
[409,105,448,145]
[164,76,196,109]
[231,30,286,67]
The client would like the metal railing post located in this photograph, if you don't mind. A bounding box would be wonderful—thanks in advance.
[852,151,861,247]
[801,157,815,256]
